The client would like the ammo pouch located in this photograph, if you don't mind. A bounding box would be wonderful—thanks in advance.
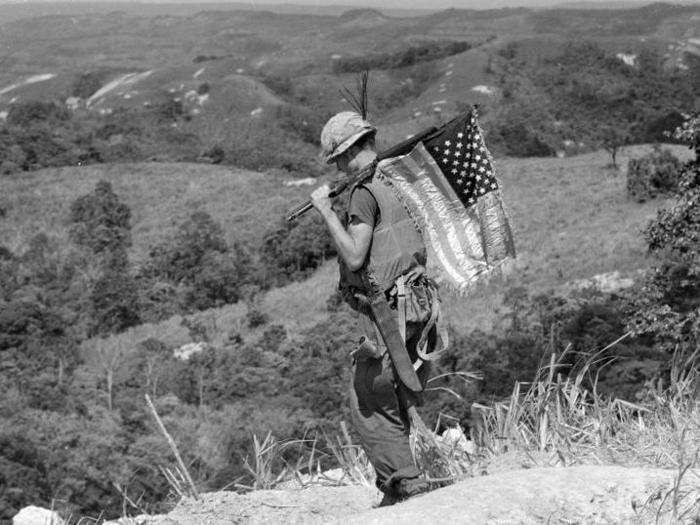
[351,267,448,363]
[388,270,433,325]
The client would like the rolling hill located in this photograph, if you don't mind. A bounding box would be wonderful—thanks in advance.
[2,144,690,346]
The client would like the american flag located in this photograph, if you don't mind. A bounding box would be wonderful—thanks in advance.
[377,108,515,292]
[424,111,499,206]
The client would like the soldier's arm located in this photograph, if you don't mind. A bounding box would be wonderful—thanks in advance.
[311,184,372,271]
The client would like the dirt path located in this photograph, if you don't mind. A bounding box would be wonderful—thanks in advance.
[155,485,378,524]
[144,466,694,524]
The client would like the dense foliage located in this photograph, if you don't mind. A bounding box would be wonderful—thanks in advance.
[332,40,473,74]
[627,146,684,202]
[488,41,694,156]
[630,115,699,357]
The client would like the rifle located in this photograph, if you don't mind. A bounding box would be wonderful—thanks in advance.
[285,124,438,222]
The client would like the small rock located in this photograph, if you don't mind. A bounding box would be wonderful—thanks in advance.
[13,506,64,525]
[174,342,208,361]
[283,177,316,187]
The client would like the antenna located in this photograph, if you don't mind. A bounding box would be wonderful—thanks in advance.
[340,70,369,119]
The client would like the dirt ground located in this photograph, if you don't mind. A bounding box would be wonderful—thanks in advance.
[135,465,698,524]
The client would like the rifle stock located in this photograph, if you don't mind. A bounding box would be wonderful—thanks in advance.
[286,125,438,222]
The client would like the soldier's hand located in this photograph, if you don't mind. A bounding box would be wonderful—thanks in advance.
[310,184,333,214]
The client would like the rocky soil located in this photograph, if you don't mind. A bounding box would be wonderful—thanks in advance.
[125,465,697,524]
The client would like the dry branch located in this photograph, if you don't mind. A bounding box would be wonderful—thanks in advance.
[145,394,199,500]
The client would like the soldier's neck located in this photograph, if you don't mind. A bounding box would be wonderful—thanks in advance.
[354,149,378,172]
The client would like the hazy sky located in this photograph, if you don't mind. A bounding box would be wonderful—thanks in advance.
[0,0,665,8]
[239,0,639,5]
[149,0,653,7]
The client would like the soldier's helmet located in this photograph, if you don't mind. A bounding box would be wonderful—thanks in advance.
[320,111,376,164]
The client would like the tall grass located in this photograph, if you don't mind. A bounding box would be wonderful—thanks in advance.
[472,348,698,470]
[229,343,697,521]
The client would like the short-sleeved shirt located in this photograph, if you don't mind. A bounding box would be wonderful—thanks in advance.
[348,186,380,228]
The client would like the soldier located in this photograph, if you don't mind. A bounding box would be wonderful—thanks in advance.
[310,111,443,505]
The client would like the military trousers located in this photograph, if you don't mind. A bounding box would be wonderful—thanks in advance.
[348,319,432,495]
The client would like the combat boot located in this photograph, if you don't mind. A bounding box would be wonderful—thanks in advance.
[394,476,453,500]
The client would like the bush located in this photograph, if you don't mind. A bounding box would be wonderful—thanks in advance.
[260,213,336,287]
[627,147,683,202]
[6,101,69,127]
[260,73,293,98]
[71,71,108,99]
[492,122,555,157]
[10,125,82,170]
[199,144,225,164]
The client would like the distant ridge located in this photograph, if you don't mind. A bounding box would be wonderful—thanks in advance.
[0,1,436,22]
[551,0,699,8]
[2,0,694,23]
[338,7,389,20]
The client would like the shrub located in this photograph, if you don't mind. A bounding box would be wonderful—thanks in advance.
[152,95,184,122]
[633,117,699,351]
[492,122,555,157]
[11,126,81,170]
[6,101,69,127]
[260,73,293,98]
[0,435,51,521]
[627,147,683,202]
[259,213,336,287]
[200,144,225,164]
[71,71,108,99]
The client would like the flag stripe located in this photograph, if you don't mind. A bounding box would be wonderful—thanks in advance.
[378,145,490,289]
[377,108,515,293]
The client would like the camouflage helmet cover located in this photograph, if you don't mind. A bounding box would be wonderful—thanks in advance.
[320,111,377,164]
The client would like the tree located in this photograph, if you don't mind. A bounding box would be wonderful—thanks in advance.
[69,180,132,258]
[600,125,628,169]
[89,335,131,411]
[89,265,141,336]
[69,181,139,334]
[148,211,226,283]
[145,211,252,311]
[260,213,336,286]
